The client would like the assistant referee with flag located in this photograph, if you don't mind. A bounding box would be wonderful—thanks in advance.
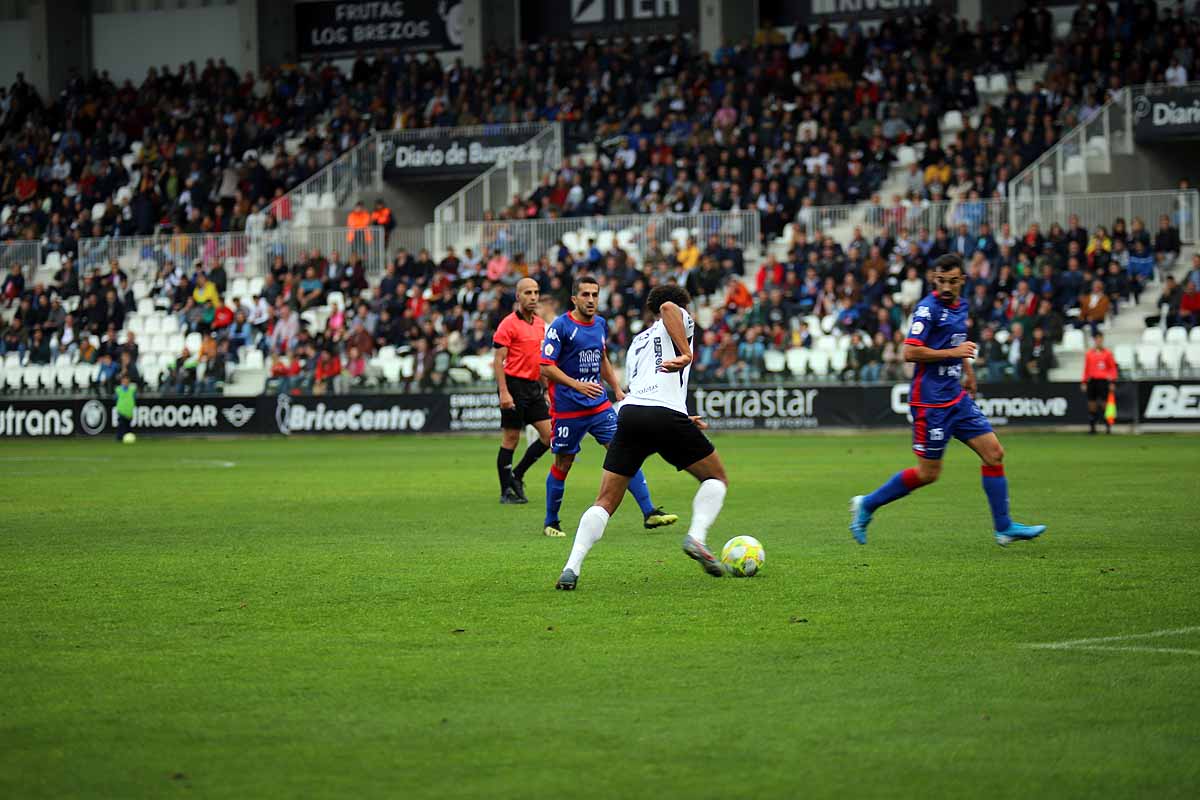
[492,277,552,503]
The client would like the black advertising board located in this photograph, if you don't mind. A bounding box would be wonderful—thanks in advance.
[381,131,548,180]
[1137,382,1200,424]
[0,382,1160,438]
[521,0,699,40]
[295,0,463,57]
[761,0,955,26]
[1133,86,1200,143]
[0,396,264,438]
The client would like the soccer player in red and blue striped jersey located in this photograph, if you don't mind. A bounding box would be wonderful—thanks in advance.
[850,254,1047,546]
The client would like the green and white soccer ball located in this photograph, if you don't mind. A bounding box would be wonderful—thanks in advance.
[122,433,137,445]
[721,536,765,577]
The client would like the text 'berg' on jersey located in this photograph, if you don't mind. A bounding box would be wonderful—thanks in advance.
[905,293,969,408]
[540,311,612,417]
[623,308,695,416]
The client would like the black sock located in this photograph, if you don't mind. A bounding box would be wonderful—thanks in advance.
[497,446,515,493]
[513,439,549,479]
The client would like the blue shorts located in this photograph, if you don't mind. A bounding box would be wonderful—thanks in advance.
[912,393,994,460]
[552,407,618,455]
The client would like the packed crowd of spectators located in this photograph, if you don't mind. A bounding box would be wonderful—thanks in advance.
[485,1,1199,245]
[3,2,1195,258]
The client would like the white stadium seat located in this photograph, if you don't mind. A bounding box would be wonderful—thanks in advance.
[988,73,1009,93]
[763,350,786,374]
[1059,328,1085,353]
[1135,343,1161,371]
[786,348,809,376]
[1165,326,1188,345]
[807,351,830,377]
[1141,328,1165,345]
[1184,344,1200,372]
[1161,344,1184,376]
[1113,344,1135,372]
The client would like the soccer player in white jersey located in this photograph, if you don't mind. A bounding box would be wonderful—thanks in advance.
[555,285,729,590]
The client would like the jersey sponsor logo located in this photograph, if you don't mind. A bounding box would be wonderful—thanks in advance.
[546,327,559,341]
[1144,384,1200,419]
[914,306,932,319]
[910,321,925,335]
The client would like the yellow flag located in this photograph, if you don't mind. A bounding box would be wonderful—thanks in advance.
[1104,388,1117,425]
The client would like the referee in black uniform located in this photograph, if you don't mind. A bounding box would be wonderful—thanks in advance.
[492,277,552,503]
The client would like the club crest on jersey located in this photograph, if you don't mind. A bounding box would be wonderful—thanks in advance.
[940,311,949,322]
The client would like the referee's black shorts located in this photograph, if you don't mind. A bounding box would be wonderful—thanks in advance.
[603,404,715,477]
[500,375,550,430]
[1086,378,1110,403]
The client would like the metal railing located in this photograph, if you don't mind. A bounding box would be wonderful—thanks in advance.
[428,210,760,264]
[433,123,563,224]
[76,226,386,280]
[778,189,1199,255]
[2,240,43,279]
[1009,189,1199,245]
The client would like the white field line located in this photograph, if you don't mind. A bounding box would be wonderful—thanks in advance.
[1023,626,1200,656]
[0,456,235,468]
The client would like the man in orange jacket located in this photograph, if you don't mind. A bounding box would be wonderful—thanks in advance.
[346,201,372,257]
[1081,332,1118,434]
[371,199,395,244]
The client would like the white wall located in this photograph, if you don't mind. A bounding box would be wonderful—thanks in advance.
[92,5,242,85]
[0,19,33,86]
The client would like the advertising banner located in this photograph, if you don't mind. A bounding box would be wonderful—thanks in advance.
[761,0,955,26]
[0,382,1154,438]
[0,396,264,438]
[522,0,699,40]
[295,0,463,57]
[381,131,548,180]
[1137,382,1200,426]
[1133,86,1200,143]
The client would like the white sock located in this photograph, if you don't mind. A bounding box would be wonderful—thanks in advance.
[565,505,610,575]
[686,479,727,545]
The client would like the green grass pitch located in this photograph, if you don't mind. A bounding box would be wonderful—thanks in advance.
[1,432,1198,799]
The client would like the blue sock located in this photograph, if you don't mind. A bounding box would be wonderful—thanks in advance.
[981,466,1012,530]
[545,465,567,526]
[627,469,655,517]
[863,467,922,513]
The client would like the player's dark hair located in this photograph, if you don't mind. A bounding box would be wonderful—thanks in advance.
[933,253,964,274]
[646,284,691,315]
[572,274,600,295]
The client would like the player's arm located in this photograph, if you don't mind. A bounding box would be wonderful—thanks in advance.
[962,355,978,397]
[493,345,514,409]
[599,353,625,402]
[541,362,605,397]
[902,342,977,362]
[658,301,692,372]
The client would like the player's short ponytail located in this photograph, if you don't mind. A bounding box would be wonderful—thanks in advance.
[646,284,692,315]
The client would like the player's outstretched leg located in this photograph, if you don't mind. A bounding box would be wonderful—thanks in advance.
[626,469,678,530]
[681,453,728,577]
[965,434,1046,546]
[557,471,628,590]
[851,465,933,544]
[544,462,569,537]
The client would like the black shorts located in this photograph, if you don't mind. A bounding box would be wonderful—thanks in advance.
[603,404,715,477]
[1086,379,1110,403]
[500,376,550,430]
